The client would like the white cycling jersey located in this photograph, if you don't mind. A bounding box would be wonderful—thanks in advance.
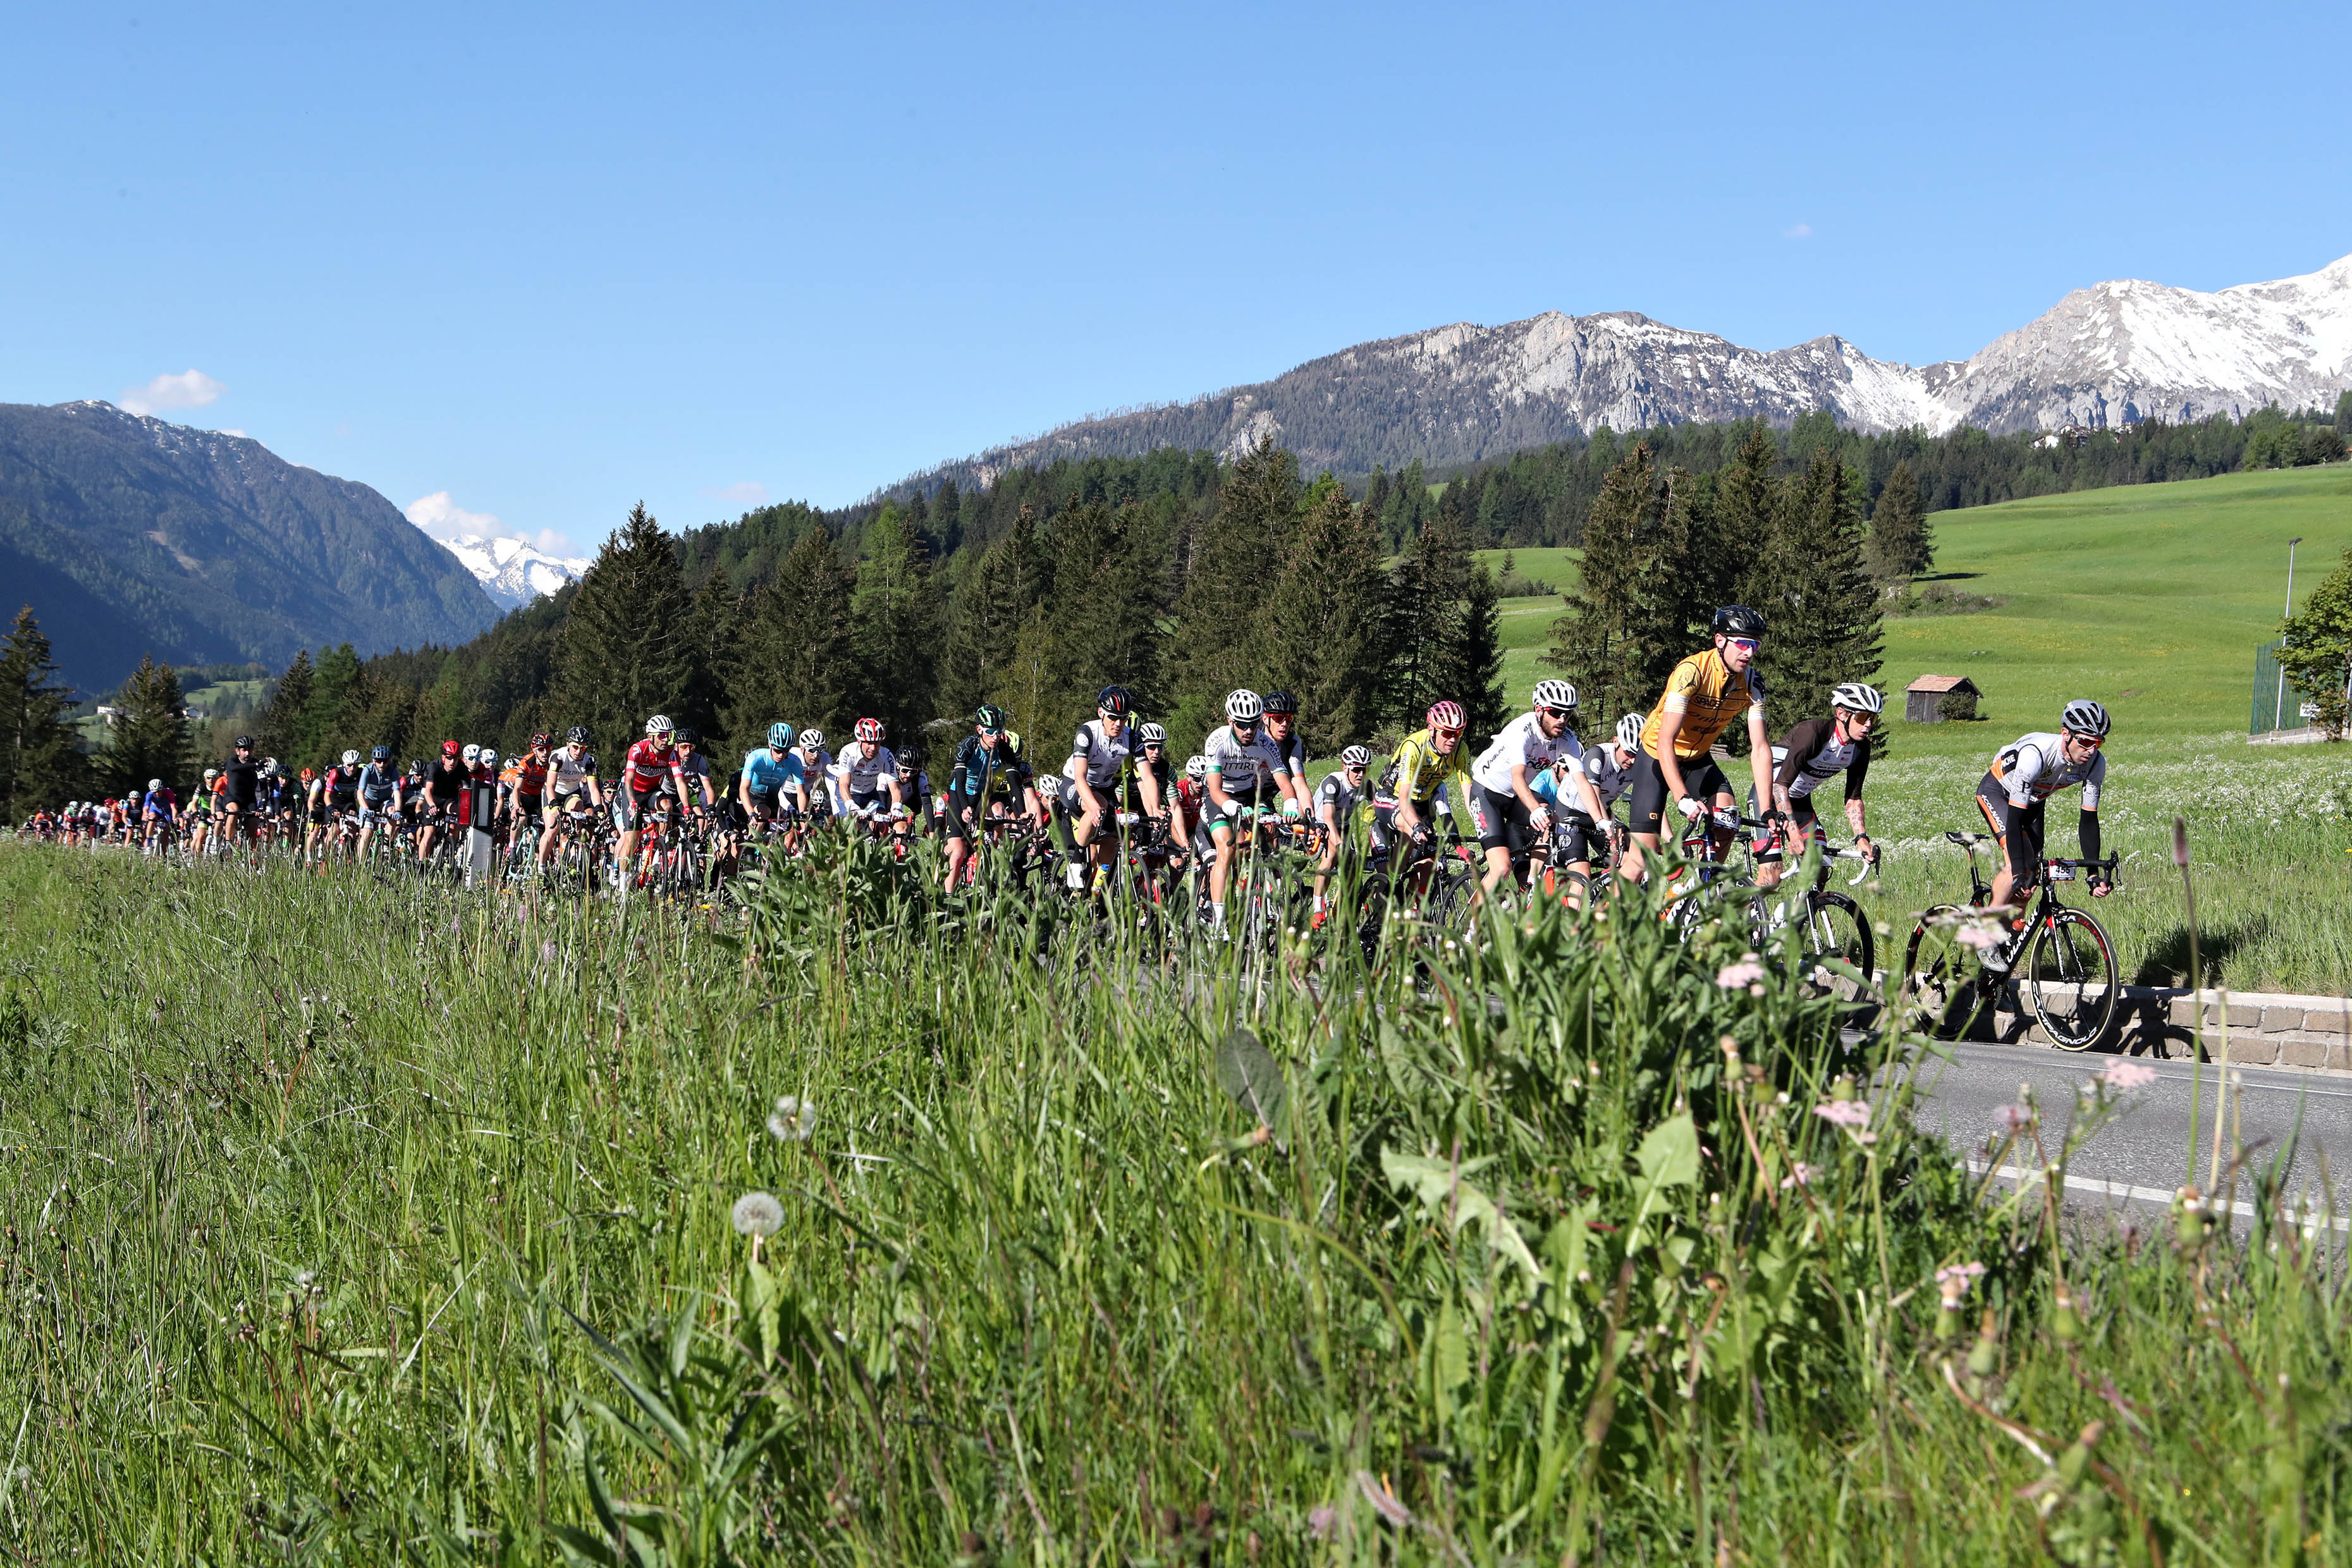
[1990,733,2105,810]
[1204,724,1285,796]
[1065,720,1134,790]
[549,744,598,795]
[830,740,898,798]
[1313,769,1361,833]
[1473,712,1583,795]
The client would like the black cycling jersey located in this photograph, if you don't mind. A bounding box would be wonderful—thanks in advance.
[221,758,260,808]
[1773,716,1871,807]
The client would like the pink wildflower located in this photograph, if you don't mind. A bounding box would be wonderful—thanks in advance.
[2100,1061,2157,1091]
[1780,1161,1816,1190]
[1717,958,1767,989]
[1813,1099,1871,1128]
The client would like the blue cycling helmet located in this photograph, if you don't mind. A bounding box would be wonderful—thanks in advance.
[371,744,391,761]
[766,721,795,750]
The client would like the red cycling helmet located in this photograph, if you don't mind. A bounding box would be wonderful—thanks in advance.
[855,717,885,745]
[1426,700,1466,732]
[441,739,462,756]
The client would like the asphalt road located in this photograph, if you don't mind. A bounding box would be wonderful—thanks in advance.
[1905,1041,2352,1230]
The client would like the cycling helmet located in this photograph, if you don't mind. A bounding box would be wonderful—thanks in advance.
[1614,713,1645,751]
[566,726,590,746]
[442,740,462,757]
[855,717,885,744]
[503,756,520,770]
[673,726,699,747]
[261,757,279,775]
[1338,745,1371,769]
[2061,699,2110,738]
[462,744,482,764]
[1184,754,1206,781]
[766,721,795,750]
[1225,689,1263,722]
[147,778,163,792]
[1531,679,1578,712]
[341,749,361,767]
[644,714,673,738]
[974,704,1008,732]
[1138,722,1167,745]
[798,728,825,751]
[1261,689,1298,716]
[371,745,391,761]
[529,732,551,749]
[299,767,315,783]
[1712,605,1768,639]
[1426,700,1466,732]
[233,734,254,749]
[1830,682,1885,716]
[204,768,219,780]
[1096,685,1132,717]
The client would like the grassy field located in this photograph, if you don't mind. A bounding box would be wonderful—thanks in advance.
[3,843,2348,1562]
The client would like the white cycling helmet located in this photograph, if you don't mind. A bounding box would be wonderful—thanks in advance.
[1184,754,1206,781]
[341,749,362,766]
[1830,683,1883,716]
[462,744,482,764]
[2061,699,2110,738]
[1224,689,1263,722]
[147,778,163,792]
[1338,745,1371,769]
[798,728,825,751]
[1531,679,1578,712]
[1614,713,1645,751]
[644,714,673,738]
[1138,722,1167,745]
[204,768,219,780]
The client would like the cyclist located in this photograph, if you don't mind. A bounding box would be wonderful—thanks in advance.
[219,737,261,844]
[898,743,933,839]
[1201,689,1290,931]
[1376,699,1481,885]
[1626,605,1776,887]
[1472,680,1610,897]
[1974,700,2113,967]
[1065,686,1136,888]
[943,705,1041,890]
[139,776,178,855]
[1309,744,1373,923]
[307,750,362,859]
[614,716,690,885]
[506,734,552,847]
[355,746,400,861]
[738,721,800,836]
[1765,683,1883,873]
[1259,690,1311,819]
[832,718,907,842]
[541,728,601,867]
[789,728,836,822]
[1123,721,1175,866]
[418,741,469,862]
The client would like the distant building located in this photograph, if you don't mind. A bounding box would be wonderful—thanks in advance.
[1904,674,1980,723]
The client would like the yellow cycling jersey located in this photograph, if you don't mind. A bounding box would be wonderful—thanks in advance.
[1639,649,1766,761]
[1378,727,1476,814]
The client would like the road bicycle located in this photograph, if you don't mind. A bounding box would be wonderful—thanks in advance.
[1356,819,1480,965]
[1902,830,2121,1050]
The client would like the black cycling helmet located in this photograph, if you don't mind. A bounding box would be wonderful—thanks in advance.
[1712,605,1768,639]
[233,734,254,749]
[673,726,699,746]
[974,704,1008,732]
[1096,685,1132,717]
[1261,689,1299,716]
[407,759,424,773]
[566,726,590,745]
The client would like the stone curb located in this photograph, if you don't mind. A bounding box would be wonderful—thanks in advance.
[1975,983,2352,1071]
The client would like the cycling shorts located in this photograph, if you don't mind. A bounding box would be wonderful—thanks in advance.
[307,800,331,826]
[1627,750,1730,837]
[1975,771,2044,881]
[1547,812,1604,866]
[615,784,660,830]
[745,789,781,824]
[1474,784,1535,857]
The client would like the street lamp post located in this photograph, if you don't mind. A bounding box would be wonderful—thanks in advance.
[2277,537,2302,731]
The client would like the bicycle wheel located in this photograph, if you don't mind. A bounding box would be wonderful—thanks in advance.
[2029,907,2117,1050]
[1902,905,1988,1039]
[1796,891,1874,1004]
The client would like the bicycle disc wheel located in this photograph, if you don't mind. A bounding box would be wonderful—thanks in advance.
[1902,905,1984,1039]
[2029,907,2117,1050]
[1798,891,1875,1005]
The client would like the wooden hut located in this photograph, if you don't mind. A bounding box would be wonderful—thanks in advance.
[1904,674,1980,723]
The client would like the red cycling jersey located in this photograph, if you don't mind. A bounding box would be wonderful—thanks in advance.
[621,738,684,795]
[511,752,550,795]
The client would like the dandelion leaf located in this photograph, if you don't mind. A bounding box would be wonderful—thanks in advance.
[1215,1027,1288,1132]
[1636,1113,1699,1189]
[1380,1148,1543,1284]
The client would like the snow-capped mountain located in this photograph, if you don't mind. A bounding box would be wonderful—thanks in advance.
[433,534,591,609]
[911,252,2352,487]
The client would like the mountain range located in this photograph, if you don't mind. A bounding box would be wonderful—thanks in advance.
[0,400,501,693]
[915,252,2352,487]
[431,532,592,609]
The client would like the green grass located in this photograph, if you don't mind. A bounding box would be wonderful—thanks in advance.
[3,844,2348,1562]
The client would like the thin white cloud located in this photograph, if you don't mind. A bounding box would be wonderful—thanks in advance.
[1784,223,1812,240]
[701,481,769,507]
[407,491,580,561]
[121,368,225,416]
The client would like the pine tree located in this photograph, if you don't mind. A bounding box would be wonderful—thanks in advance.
[1545,444,1654,726]
[1866,460,1933,582]
[727,527,858,742]
[551,503,696,752]
[1748,448,1882,720]
[1261,487,1387,752]
[1381,511,1474,727]
[298,643,362,766]
[0,606,91,816]
[848,503,943,741]
[1021,501,1167,750]
[257,650,314,762]
[102,655,193,794]
[682,572,746,748]
[936,508,1051,724]
[406,656,471,757]
[1172,438,1300,709]
[1447,562,1507,742]
[1624,465,1724,704]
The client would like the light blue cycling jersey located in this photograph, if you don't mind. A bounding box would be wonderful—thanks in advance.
[742,746,803,797]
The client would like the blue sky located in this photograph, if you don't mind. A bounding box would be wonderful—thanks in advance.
[4,2,2347,557]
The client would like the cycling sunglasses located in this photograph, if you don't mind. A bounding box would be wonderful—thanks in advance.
[1724,637,1760,652]
[1539,705,1577,720]
[1432,726,1464,741]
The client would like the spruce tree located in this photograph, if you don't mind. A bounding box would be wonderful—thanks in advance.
[298,643,362,766]
[848,503,943,741]
[1748,448,1882,720]
[0,606,91,815]
[1447,562,1508,742]
[1865,460,1933,582]
[1022,501,1167,749]
[1545,444,1653,726]
[406,657,472,758]
[683,572,746,747]
[1381,511,1473,728]
[936,507,1051,723]
[1624,465,1724,703]
[1171,437,1300,711]
[257,650,314,762]
[102,655,193,794]
[551,503,695,752]
[1261,487,1387,752]
[727,527,858,742]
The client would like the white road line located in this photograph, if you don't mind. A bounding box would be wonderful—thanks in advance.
[1967,1160,2351,1231]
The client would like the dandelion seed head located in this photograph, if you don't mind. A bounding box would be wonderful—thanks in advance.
[767,1094,814,1142]
[731,1191,785,1238]
[1995,1102,2035,1132]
